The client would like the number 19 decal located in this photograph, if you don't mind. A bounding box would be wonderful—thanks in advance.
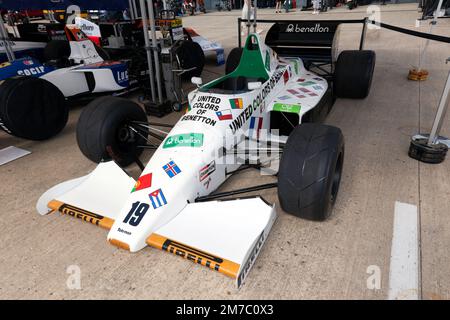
[123,201,149,226]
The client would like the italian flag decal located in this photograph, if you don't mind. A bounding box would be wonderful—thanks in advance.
[131,173,152,192]
[229,98,243,109]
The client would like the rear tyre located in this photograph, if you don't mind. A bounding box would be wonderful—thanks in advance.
[76,96,148,167]
[278,124,344,221]
[334,50,376,99]
[0,76,68,140]
[176,40,205,79]
[225,47,243,74]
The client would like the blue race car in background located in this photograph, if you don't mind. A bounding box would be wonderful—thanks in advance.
[0,24,130,141]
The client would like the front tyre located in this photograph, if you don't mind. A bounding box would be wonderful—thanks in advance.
[278,124,344,221]
[76,97,148,167]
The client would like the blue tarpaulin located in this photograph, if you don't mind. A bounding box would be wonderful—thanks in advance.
[0,0,130,10]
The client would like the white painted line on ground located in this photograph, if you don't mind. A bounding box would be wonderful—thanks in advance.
[0,146,31,166]
[388,201,419,300]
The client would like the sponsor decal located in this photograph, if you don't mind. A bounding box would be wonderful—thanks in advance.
[163,161,181,178]
[161,238,224,272]
[131,173,152,192]
[216,109,233,121]
[199,160,215,182]
[237,231,265,287]
[273,103,301,113]
[229,98,243,109]
[229,69,284,133]
[285,23,330,33]
[149,188,168,209]
[249,117,263,139]
[116,70,129,84]
[23,60,34,66]
[17,66,45,76]
[117,227,132,235]
[80,24,94,32]
[163,133,204,149]
[60,204,105,226]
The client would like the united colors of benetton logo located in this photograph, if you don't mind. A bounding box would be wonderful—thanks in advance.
[163,161,181,178]
[149,189,167,209]
[131,173,152,192]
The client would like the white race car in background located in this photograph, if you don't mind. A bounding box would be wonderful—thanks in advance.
[0,24,130,141]
[37,30,375,287]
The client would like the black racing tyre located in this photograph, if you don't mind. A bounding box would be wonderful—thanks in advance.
[0,76,68,140]
[43,40,71,63]
[225,47,243,74]
[278,124,345,221]
[76,96,148,167]
[334,50,376,99]
[176,40,205,80]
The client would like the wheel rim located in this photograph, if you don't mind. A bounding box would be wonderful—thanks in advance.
[330,151,344,204]
[116,121,140,154]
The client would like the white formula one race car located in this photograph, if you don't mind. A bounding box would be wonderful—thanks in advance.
[0,24,130,140]
[37,20,375,287]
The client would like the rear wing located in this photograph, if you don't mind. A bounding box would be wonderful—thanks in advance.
[238,18,368,65]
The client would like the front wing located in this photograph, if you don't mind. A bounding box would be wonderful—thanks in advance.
[36,162,276,288]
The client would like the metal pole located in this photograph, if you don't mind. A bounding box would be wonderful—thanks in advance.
[238,18,242,47]
[0,14,15,62]
[253,0,257,34]
[129,0,135,20]
[147,0,164,104]
[132,0,139,19]
[139,0,157,103]
[428,65,450,145]
[418,0,443,71]
[246,0,251,35]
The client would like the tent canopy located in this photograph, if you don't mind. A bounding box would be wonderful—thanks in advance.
[0,0,130,10]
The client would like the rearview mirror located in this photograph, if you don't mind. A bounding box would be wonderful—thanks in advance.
[248,81,262,90]
[191,77,203,87]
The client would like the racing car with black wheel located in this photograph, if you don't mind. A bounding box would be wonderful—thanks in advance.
[0,24,131,141]
[37,20,375,288]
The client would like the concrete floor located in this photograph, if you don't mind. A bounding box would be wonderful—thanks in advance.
[1,4,450,299]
